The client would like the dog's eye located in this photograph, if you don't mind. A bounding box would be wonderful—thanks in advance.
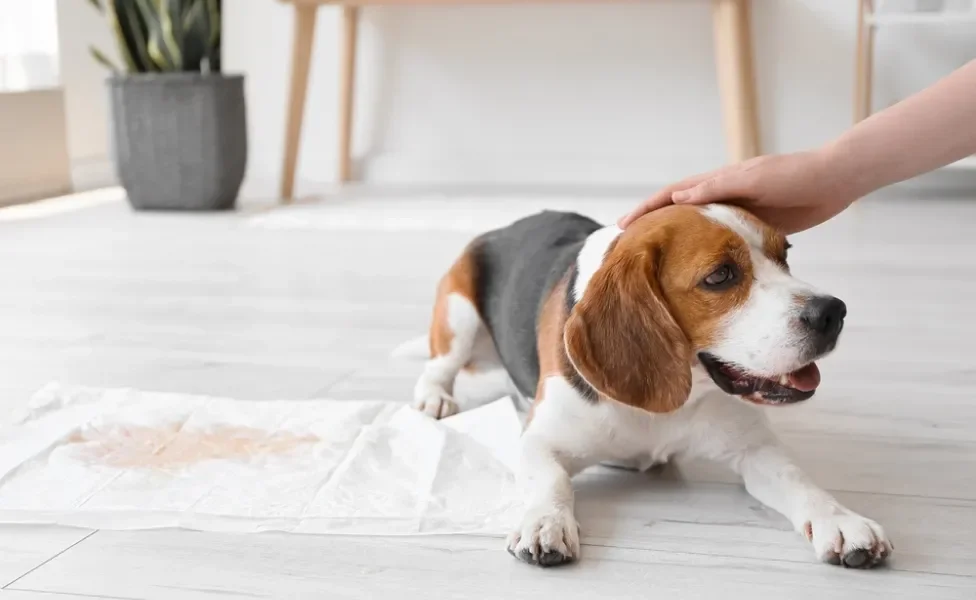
[703,264,738,289]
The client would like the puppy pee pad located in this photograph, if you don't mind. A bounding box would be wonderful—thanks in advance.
[0,384,524,535]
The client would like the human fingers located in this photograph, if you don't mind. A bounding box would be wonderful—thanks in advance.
[671,169,753,206]
[617,173,715,228]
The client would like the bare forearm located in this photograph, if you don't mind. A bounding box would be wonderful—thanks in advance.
[824,59,976,197]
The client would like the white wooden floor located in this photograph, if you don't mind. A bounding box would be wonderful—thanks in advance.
[1,189,975,599]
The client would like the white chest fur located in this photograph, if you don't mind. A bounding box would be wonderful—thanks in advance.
[529,366,758,471]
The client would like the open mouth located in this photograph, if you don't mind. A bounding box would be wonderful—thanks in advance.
[698,353,821,405]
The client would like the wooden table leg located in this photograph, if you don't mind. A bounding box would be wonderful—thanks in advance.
[854,0,874,124]
[280,4,318,203]
[712,0,760,163]
[337,6,360,184]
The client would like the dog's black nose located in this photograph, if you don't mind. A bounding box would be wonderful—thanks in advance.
[800,296,847,339]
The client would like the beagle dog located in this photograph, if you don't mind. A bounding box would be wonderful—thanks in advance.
[410,205,892,569]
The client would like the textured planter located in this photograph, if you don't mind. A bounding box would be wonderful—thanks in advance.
[108,73,247,211]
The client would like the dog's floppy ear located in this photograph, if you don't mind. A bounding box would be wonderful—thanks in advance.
[564,252,692,413]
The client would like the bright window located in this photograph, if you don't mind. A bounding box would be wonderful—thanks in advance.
[0,0,60,92]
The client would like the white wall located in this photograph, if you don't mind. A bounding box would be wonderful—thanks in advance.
[222,0,976,198]
[61,0,976,198]
[55,0,118,191]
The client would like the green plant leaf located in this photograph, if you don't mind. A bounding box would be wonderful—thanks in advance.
[206,0,221,72]
[116,0,155,72]
[90,0,219,73]
[181,1,208,72]
[134,0,176,70]
[89,46,120,72]
[157,0,185,70]
[104,1,139,72]
[205,0,220,49]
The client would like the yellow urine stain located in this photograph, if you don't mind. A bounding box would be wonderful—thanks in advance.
[68,423,319,469]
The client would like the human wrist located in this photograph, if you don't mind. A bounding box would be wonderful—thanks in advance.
[815,139,874,208]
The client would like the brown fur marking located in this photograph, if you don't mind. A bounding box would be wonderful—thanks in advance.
[429,246,479,357]
[528,274,571,423]
[648,207,753,349]
[733,206,791,267]
[564,205,757,414]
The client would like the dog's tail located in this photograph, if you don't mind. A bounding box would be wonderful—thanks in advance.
[390,335,430,360]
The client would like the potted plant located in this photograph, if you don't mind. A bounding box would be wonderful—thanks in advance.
[86,0,246,211]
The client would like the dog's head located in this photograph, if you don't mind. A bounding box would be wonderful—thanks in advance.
[564,204,844,413]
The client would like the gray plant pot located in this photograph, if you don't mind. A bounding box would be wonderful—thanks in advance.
[108,73,247,211]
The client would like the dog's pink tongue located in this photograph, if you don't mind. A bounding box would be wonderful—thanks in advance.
[788,363,821,392]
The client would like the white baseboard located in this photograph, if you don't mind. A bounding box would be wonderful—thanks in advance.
[240,151,721,199]
[71,157,118,192]
[0,187,125,222]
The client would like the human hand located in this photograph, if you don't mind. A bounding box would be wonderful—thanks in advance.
[617,150,859,235]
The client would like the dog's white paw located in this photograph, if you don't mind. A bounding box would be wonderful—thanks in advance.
[506,508,580,567]
[412,387,459,419]
[804,511,893,568]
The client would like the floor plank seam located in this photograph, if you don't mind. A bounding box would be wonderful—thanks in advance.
[2,530,98,590]
[664,477,976,504]
[578,540,973,578]
[5,588,138,600]
[309,368,363,397]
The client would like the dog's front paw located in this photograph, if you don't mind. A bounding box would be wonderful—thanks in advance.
[506,508,580,567]
[412,387,458,419]
[804,512,892,568]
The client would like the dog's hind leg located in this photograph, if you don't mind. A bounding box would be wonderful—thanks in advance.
[414,251,506,419]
